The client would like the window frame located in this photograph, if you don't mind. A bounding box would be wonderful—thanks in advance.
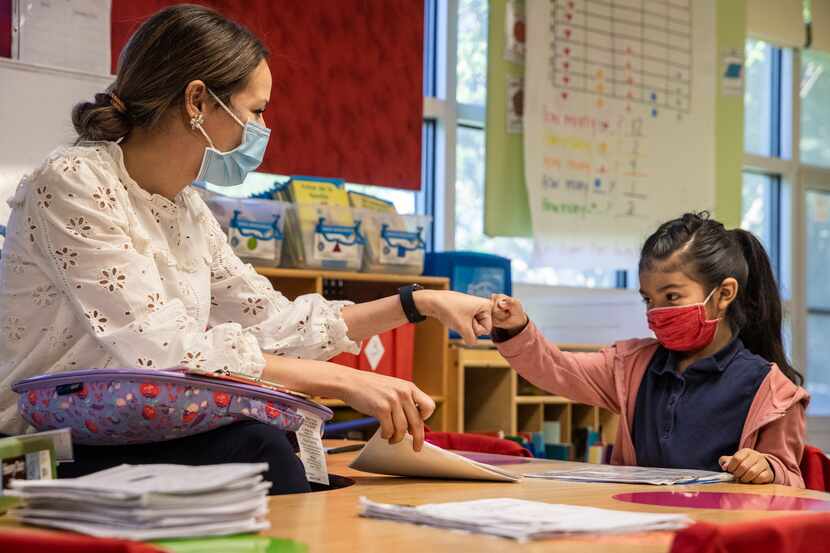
[743,42,830,427]
[743,43,801,367]
[801,168,830,404]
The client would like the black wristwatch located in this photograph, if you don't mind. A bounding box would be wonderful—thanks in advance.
[398,284,427,323]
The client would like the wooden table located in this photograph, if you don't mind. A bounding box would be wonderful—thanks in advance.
[2,441,828,552]
[264,440,830,552]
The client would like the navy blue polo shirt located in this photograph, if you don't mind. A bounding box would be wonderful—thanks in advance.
[632,338,771,472]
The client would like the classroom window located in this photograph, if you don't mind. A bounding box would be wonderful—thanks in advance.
[741,37,792,289]
[801,49,830,167]
[744,40,776,157]
[456,0,488,107]
[740,171,781,279]
[741,37,803,377]
[741,172,775,255]
[453,125,617,287]
[454,125,486,250]
[423,0,438,98]
[806,189,830,415]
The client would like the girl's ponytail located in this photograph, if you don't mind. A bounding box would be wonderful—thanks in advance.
[731,229,802,385]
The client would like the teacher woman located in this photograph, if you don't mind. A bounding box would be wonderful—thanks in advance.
[0,5,492,494]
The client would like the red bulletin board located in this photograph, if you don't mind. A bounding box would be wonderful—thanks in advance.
[111,0,424,190]
[0,0,11,58]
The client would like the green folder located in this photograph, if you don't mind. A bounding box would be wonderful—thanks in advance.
[153,535,307,553]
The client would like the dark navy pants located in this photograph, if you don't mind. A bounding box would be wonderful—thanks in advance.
[50,421,310,495]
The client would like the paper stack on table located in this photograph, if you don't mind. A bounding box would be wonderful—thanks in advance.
[350,430,520,482]
[359,497,692,541]
[525,465,734,485]
[6,463,271,540]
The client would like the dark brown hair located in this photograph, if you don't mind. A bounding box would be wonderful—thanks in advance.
[72,4,268,142]
[640,212,802,386]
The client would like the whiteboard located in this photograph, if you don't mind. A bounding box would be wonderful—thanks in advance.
[523,0,717,268]
[14,0,112,75]
[0,59,113,225]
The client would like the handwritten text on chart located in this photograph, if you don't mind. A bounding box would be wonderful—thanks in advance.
[541,198,614,216]
[544,109,612,131]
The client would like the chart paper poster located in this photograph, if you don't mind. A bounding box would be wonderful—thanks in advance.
[524,0,716,268]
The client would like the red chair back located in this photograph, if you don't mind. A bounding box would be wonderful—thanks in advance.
[800,444,830,492]
[425,431,532,458]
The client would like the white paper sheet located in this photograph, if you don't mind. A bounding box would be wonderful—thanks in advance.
[18,515,271,541]
[360,497,692,541]
[18,496,268,524]
[525,465,734,485]
[8,480,271,509]
[349,430,520,482]
[10,463,270,498]
[9,463,272,540]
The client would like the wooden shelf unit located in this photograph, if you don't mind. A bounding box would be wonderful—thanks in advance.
[447,344,619,447]
[254,267,450,431]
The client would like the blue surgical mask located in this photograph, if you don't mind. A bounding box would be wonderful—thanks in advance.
[193,89,271,187]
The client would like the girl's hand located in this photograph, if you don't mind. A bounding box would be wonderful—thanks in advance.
[719,448,774,484]
[414,290,492,344]
[491,294,529,332]
[340,369,436,452]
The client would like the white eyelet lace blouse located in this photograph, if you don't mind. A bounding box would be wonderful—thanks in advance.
[0,142,360,435]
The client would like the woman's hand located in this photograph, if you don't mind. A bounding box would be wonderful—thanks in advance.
[339,370,436,452]
[261,355,435,451]
[491,294,529,332]
[414,290,492,344]
[719,448,774,484]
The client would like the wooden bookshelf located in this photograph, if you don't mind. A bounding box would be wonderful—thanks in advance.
[254,267,451,431]
[447,343,619,447]
[254,266,618,446]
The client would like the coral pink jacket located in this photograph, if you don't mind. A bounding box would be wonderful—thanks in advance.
[496,322,810,487]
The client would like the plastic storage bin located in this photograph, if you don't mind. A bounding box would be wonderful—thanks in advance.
[424,251,512,297]
[355,210,431,275]
[204,195,290,266]
[424,252,512,340]
[282,204,365,271]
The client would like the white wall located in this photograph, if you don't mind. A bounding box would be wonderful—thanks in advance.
[513,282,651,346]
[0,59,112,224]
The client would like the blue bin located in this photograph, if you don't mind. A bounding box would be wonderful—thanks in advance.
[424,252,512,339]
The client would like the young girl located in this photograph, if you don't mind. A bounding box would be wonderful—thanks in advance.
[491,212,809,487]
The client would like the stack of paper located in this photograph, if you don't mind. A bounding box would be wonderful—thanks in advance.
[359,497,691,541]
[525,465,734,485]
[7,463,271,540]
[350,430,520,482]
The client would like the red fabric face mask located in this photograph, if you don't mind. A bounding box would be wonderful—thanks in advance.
[647,288,720,352]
